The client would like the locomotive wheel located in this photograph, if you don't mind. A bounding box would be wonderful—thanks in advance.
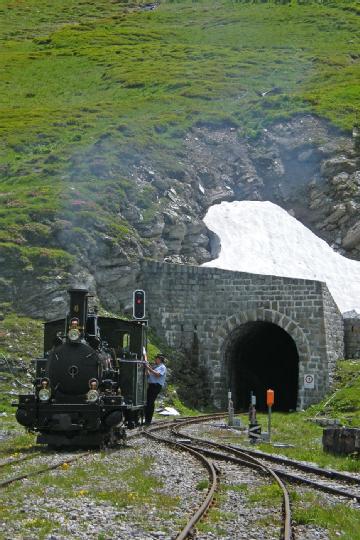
[103,426,127,448]
[118,427,127,446]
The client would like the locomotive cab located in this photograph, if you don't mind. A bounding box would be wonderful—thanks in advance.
[16,288,148,448]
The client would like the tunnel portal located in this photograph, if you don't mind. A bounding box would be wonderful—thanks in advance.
[225,321,299,411]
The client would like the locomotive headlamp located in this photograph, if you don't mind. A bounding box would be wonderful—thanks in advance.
[68,318,80,342]
[38,388,51,402]
[68,327,80,342]
[87,389,99,402]
[38,379,50,401]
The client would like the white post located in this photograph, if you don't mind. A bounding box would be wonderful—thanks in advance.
[228,390,234,426]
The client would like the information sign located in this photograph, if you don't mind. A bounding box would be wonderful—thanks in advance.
[304,373,315,389]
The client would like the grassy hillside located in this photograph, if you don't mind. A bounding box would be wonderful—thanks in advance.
[307,359,360,427]
[0,0,359,282]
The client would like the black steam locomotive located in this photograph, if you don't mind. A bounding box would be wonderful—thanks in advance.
[16,289,147,448]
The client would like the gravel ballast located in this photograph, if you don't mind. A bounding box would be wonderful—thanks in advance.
[1,420,359,539]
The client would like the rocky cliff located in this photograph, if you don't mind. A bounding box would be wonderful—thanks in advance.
[1,114,359,319]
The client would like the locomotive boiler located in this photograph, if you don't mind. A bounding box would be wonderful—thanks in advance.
[16,289,148,448]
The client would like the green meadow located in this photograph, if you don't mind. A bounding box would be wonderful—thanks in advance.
[0,0,359,269]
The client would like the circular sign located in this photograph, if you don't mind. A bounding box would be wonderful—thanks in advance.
[304,374,315,389]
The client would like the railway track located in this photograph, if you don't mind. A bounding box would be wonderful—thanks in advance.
[0,450,89,489]
[176,420,360,503]
[0,418,178,491]
[1,419,218,540]
[146,428,219,540]
[0,420,152,489]
[229,444,360,485]
[2,414,357,539]
[145,414,293,540]
[0,449,43,469]
[228,444,360,503]
[0,418,191,491]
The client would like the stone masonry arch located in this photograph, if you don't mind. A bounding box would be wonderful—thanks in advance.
[214,309,311,410]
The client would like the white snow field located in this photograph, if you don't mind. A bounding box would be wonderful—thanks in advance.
[202,200,360,314]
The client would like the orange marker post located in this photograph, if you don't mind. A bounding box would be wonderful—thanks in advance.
[267,389,274,407]
[267,389,274,443]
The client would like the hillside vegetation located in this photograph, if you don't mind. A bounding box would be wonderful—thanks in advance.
[0,0,359,296]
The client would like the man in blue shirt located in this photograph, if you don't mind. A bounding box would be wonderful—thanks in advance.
[144,354,167,425]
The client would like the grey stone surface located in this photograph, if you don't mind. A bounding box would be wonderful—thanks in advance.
[137,261,345,410]
[323,427,360,455]
[344,318,360,359]
[342,220,360,250]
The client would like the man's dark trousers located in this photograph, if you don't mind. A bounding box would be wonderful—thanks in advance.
[145,383,162,424]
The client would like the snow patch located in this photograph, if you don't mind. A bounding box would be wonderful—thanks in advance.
[202,200,360,314]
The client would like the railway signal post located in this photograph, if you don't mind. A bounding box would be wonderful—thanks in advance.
[248,392,261,443]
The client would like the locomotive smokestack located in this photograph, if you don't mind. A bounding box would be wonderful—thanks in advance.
[68,288,89,331]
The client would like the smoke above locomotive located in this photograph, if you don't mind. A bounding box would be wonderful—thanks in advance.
[16,289,148,448]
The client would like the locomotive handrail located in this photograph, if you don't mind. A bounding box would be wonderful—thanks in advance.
[118,359,145,363]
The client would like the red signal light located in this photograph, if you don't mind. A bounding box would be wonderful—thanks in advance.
[133,290,145,319]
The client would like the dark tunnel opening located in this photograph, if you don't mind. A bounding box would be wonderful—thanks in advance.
[225,321,299,411]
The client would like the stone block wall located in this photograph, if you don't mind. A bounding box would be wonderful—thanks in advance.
[344,319,360,359]
[321,284,344,383]
[138,261,345,409]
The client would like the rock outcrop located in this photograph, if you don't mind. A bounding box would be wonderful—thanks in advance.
[1,114,359,317]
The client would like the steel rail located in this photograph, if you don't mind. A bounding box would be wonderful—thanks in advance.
[187,442,360,503]
[0,452,88,489]
[144,416,223,539]
[227,444,360,486]
[273,468,360,502]
[175,430,360,503]
[172,423,293,540]
[0,451,44,469]
[175,424,360,501]
[148,414,292,540]
[146,429,218,540]
[0,416,216,489]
